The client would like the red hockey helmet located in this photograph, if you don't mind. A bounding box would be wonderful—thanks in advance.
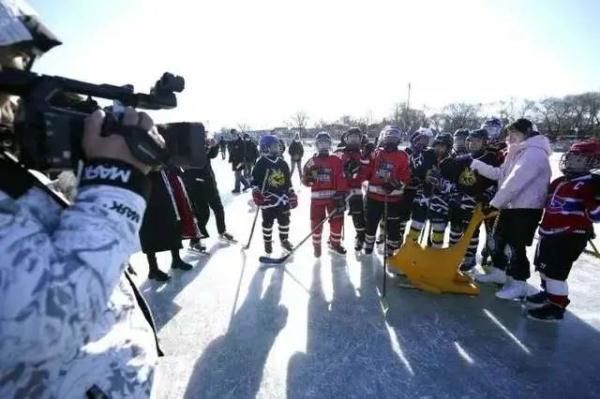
[559,138,600,175]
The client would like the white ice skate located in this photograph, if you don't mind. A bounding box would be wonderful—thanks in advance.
[495,279,528,300]
[475,267,507,284]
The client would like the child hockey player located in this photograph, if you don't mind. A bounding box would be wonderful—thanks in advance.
[336,127,370,251]
[303,132,347,257]
[452,129,470,156]
[364,126,411,255]
[526,139,600,321]
[251,134,297,255]
[400,128,436,245]
[423,132,455,248]
[445,129,501,270]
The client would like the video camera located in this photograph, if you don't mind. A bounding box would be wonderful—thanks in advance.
[0,68,207,171]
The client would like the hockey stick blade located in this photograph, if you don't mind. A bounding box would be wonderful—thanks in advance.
[259,253,291,264]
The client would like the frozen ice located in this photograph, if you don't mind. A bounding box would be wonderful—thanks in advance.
[128,150,600,399]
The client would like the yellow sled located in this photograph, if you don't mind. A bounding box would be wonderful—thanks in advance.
[389,205,492,295]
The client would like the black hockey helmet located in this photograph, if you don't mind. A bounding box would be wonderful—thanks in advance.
[433,132,453,149]
[453,128,469,139]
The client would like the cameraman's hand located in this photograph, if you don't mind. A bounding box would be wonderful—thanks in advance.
[83,108,164,174]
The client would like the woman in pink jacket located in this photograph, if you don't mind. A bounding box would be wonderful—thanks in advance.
[470,119,552,300]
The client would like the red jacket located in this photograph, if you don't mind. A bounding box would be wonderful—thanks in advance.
[302,153,348,203]
[365,148,411,202]
[539,174,600,236]
[335,148,370,195]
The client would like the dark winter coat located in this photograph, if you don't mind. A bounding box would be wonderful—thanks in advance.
[139,171,182,253]
[229,138,245,170]
[289,140,304,161]
[244,140,259,163]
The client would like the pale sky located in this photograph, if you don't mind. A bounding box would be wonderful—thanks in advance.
[29,0,600,131]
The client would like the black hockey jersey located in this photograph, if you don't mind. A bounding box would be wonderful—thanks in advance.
[251,155,292,196]
[406,147,436,188]
[439,151,500,196]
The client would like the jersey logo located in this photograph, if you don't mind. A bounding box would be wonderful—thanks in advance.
[268,169,286,188]
[376,161,394,180]
[459,168,477,186]
[317,167,332,183]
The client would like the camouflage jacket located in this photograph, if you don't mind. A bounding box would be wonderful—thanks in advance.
[0,182,157,398]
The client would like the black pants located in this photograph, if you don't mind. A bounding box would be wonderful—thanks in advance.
[496,209,543,281]
[262,206,291,243]
[365,197,402,250]
[348,194,366,239]
[201,185,226,235]
[534,234,588,281]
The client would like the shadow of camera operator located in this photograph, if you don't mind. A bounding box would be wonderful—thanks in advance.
[286,257,413,399]
[183,267,287,399]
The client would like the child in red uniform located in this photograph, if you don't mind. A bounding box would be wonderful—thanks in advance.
[364,126,411,256]
[335,127,370,251]
[302,132,348,257]
[527,139,600,321]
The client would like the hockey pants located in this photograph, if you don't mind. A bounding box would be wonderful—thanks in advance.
[365,197,402,252]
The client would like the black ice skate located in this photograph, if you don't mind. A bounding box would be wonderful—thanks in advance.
[354,236,365,252]
[313,245,322,258]
[527,302,565,322]
[329,243,347,256]
[526,291,548,309]
[281,240,294,252]
[219,232,237,243]
[265,241,273,254]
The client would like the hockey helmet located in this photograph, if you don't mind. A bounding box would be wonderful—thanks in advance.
[259,134,280,156]
[559,138,600,175]
[345,127,363,147]
[380,125,402,150]
[466,128,489,153]
[453,128,469,151]
[481,118,503,141]
[315,131,332,153]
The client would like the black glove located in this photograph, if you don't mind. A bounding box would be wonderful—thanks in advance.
[334,192,346,212]
[483,204,499,218]
[383,176,404,194]
[343,159,360,179]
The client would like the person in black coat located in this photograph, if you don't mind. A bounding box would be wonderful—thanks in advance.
[288,133,304,180]
[243,133,259,179]
[183,138,236,244]
[140,169,195,281]
[229,129,251,193]
[218,136,227,160]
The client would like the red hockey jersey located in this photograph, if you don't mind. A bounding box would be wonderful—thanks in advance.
[365,148,411,202]
[539,174,600,236]
[302,154,348,203]
[335,147,370,194]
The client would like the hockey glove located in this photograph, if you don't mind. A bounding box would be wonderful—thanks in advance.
[252,188,267,206]
[334,192,347,212]
[288,189,298,209]
[343,159,360,179]
[383,176,404,194]
[482,204,499,218]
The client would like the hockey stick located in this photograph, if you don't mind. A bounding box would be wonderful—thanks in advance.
[585,239,600,259]
[259,209,340,264]
[243,169,270,250]
[376,193,390,314]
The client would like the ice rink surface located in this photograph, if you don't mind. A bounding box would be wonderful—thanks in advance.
[130,150,600,399]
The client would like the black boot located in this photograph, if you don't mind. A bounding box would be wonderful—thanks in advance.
[147,253,170,281]
[170,249,193,271]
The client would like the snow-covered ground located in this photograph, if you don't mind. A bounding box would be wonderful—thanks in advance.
[130,151,600,399]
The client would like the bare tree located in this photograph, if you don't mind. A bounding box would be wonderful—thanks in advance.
[237,122,252,133]
[287,111,310,139]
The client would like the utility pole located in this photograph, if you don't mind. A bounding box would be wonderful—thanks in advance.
[407,82,411,111]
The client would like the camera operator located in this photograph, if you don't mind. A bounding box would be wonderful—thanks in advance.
[0,2,161,397]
